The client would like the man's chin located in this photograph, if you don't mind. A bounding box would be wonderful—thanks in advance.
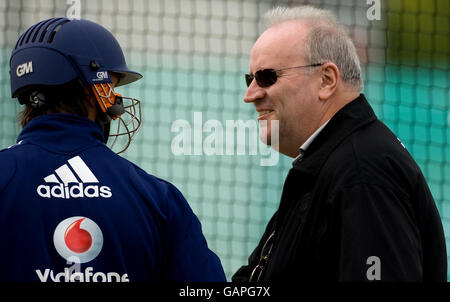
[259,119,279,149]
[259,129,271,145]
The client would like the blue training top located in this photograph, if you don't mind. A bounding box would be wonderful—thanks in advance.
[0,113,226,282]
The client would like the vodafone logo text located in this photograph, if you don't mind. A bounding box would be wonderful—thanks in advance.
[36,156,112,199]
[35,217,129,282]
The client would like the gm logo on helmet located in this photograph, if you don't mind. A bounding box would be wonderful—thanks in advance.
[16,61,33,77]
[96,71,108,80]
[53,216,103,263]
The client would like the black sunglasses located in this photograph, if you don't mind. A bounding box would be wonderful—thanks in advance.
[245,63,323,88]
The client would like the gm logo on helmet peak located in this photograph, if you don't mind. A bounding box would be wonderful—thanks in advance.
[96,71,108,80]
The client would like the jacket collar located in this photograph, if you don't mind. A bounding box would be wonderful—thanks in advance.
[291,94,377,176]
[18,113,105,154]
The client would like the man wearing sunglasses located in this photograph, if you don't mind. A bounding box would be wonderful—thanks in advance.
[233,6,446,282]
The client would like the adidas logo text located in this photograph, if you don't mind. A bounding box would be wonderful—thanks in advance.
[37,156,112,199]
[37,183,112,199]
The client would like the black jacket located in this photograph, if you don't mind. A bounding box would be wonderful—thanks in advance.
[232,94,447,282]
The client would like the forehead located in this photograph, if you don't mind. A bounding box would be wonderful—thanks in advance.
[250,20,310,71]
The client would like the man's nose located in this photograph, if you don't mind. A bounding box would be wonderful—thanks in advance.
[243,80,265,103]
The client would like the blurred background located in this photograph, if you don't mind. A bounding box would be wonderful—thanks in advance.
[1,0,448,281]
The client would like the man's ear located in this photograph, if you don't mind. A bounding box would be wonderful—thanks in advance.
[318,62,339,100]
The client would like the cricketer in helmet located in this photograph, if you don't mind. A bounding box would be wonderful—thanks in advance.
[10,17,142,154]
[3,18,226,282]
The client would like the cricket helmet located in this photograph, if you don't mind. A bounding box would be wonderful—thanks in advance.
[10,17,142,154]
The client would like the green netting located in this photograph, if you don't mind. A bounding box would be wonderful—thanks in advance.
[1,0,449,280]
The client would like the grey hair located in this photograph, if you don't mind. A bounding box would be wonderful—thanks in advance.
[264,6,363,91]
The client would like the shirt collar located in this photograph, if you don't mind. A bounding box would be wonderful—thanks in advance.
[18,113,105,154]
[293,120,330,164]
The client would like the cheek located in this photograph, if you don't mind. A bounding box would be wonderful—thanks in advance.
[279,93,304,121]
[270,80,311,120]
[279,94,313,136]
